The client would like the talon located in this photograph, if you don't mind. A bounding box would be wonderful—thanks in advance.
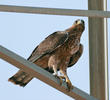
[66,79,74,91]
[60,76,66,80]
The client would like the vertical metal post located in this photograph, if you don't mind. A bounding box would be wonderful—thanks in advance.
[88,0,109,100]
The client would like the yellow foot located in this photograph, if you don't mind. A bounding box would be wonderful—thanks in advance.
[66,79,74,91]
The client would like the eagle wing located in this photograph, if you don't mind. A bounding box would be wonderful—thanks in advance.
[28,32,83,70]
[68,44,83,67]
[28,31,68,62]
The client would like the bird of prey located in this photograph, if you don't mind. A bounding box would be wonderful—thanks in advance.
[8,19,85,91]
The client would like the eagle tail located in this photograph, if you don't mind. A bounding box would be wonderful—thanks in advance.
[8,70,33,87]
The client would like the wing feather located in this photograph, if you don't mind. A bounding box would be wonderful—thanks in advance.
[28,31,68,62]
[68,44,83,67]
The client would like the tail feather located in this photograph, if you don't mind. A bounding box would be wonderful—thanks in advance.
[9,68,54,87]
[8,70,33,87]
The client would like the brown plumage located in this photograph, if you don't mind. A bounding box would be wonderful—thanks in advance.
[8,19,85,90]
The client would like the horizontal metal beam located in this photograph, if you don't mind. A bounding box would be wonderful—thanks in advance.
[0,5,110,18]
[0,45,98,100]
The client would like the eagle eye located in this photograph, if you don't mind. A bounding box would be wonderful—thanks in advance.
[75,20,78,24]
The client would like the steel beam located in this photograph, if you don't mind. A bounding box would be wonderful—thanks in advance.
[0,45,98,100]
[0,5,110,18]
[88,0,109,100]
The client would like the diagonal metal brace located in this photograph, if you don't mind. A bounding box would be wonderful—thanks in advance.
[0,45,98,100]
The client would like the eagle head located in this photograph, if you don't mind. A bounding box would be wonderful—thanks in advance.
[74,19,84,25]
[73,19,85,32]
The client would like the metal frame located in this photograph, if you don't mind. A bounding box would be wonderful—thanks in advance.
[0,3,109,100]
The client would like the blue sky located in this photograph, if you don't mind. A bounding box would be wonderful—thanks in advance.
[0,0,109,100]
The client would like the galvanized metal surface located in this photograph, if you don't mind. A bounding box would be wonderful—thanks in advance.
[0,5,110,18]
[88,0,109,100]
[0,45,98,100]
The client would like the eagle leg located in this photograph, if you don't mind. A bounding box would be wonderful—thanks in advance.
[60,69,74,91]
[52,65,63,85]
[66,78,73,91]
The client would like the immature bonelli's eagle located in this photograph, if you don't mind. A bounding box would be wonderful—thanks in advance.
[8,19,85,91]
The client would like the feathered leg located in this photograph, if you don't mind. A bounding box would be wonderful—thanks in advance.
[60,69,73,91]
[52,65,63,85]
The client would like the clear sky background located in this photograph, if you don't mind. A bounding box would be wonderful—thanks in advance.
[0,0,109,100]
